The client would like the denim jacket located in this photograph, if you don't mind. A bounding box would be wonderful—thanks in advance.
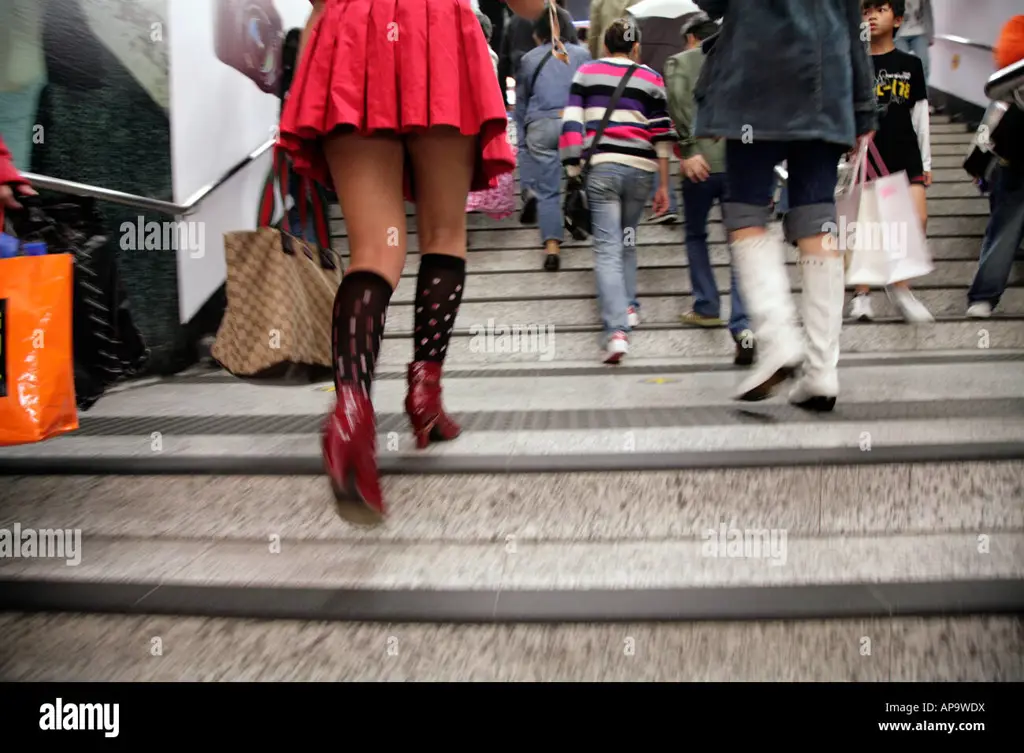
[693,0,878,148]
[516,42,592,130]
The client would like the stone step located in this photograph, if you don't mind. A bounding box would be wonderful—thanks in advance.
[4,355,1022,459]
[507,149,975,180]
[1,532,1021,604]
[325,174,985,230]
[382,260,1020,304]
[326,168,984,223]
[372,318,1024,363]
[333,216,989,252]
[331,197,991,236]
[383,288,1024,330]
[343,237,989,275]
[327,178,985,222]
[1,613,1018,681]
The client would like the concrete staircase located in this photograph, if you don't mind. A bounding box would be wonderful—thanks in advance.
[0,115,1022,681]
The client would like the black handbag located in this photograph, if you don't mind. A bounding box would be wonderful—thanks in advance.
[563,63,638,240]
[964,100,1024,180]
[7,195,149,410]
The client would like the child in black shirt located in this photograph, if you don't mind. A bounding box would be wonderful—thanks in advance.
[851,0,934,323]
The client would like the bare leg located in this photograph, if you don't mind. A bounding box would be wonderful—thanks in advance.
[402,127,477,448]
[319,131,407,523]
[324,132,408,288]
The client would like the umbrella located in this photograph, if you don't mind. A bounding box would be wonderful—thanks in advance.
[628,0,700,17]
[626,0,703,76]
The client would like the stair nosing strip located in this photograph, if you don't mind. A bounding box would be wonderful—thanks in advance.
[2,443,1022,476]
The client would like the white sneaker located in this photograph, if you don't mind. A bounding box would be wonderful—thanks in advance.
[966,301,993,319]
[848,293,873,321]
[886,285,934,323]
[627,306,641,328]
[604,331,629,364]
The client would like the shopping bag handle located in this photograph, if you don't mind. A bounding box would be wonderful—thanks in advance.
[864,137,889,180]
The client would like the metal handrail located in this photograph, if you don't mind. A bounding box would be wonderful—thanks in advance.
[20,137,277,216]
[934,34,994,52]
[985,58,1024,104]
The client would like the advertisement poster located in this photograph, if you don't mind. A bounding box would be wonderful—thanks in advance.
[170,0,313,325]
[0,0,182,370]
[0,0,314,370]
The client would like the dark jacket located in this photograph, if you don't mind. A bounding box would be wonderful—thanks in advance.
[498,6,579,89]
[693,0,877,148]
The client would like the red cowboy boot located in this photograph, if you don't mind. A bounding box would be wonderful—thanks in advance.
[322,383,385,522]
[405,361,462,450]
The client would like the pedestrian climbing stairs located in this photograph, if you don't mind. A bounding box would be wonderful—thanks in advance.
[0,115,1021,681]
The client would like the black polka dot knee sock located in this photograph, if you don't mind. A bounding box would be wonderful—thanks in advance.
[331,270,394,395]
[413,254,465,363]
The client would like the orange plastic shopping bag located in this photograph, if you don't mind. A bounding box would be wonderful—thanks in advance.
[0,253,78,446]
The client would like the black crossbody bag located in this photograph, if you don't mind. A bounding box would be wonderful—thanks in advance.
[563,64,639,240]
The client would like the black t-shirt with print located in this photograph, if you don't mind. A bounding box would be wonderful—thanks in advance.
[869,48,928,178]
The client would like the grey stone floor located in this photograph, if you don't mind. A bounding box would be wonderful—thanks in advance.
[0,355,1021,461]
[4,462,1022,543]
[0,612,1019,681]
[1,532,1020,590]
[70,360,1024,417]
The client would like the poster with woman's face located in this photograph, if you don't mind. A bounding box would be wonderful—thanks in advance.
[213,0,287,95]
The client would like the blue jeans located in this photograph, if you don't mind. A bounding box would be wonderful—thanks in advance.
[0,80,47,170]
[525,117,564,244]
[895,34,930,85]
[514,110,537,198]
[724,139,846,242]
[587,163,654,336]
[681,173,750,336]
[285,171,318,241]
[775,181,790,215]
[648,170,679,214]
[967,162,1024,309]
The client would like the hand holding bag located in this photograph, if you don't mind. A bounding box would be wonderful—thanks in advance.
[563,64,639,240]
[211,149,341,379]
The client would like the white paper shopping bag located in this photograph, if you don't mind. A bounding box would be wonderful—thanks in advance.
[839,141,891,287]
[873,170,935,283]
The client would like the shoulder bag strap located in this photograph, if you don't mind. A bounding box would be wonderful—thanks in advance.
[530,49,554,92]
[257,149,285,228]
[581,63,638,180]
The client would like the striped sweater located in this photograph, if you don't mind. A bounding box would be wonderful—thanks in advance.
[559,58,676,173]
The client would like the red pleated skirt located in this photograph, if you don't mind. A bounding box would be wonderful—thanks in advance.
[277,0,515,202]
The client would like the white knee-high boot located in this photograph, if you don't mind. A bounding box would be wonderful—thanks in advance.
[789,255,845,411]
[730,234,804,401]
